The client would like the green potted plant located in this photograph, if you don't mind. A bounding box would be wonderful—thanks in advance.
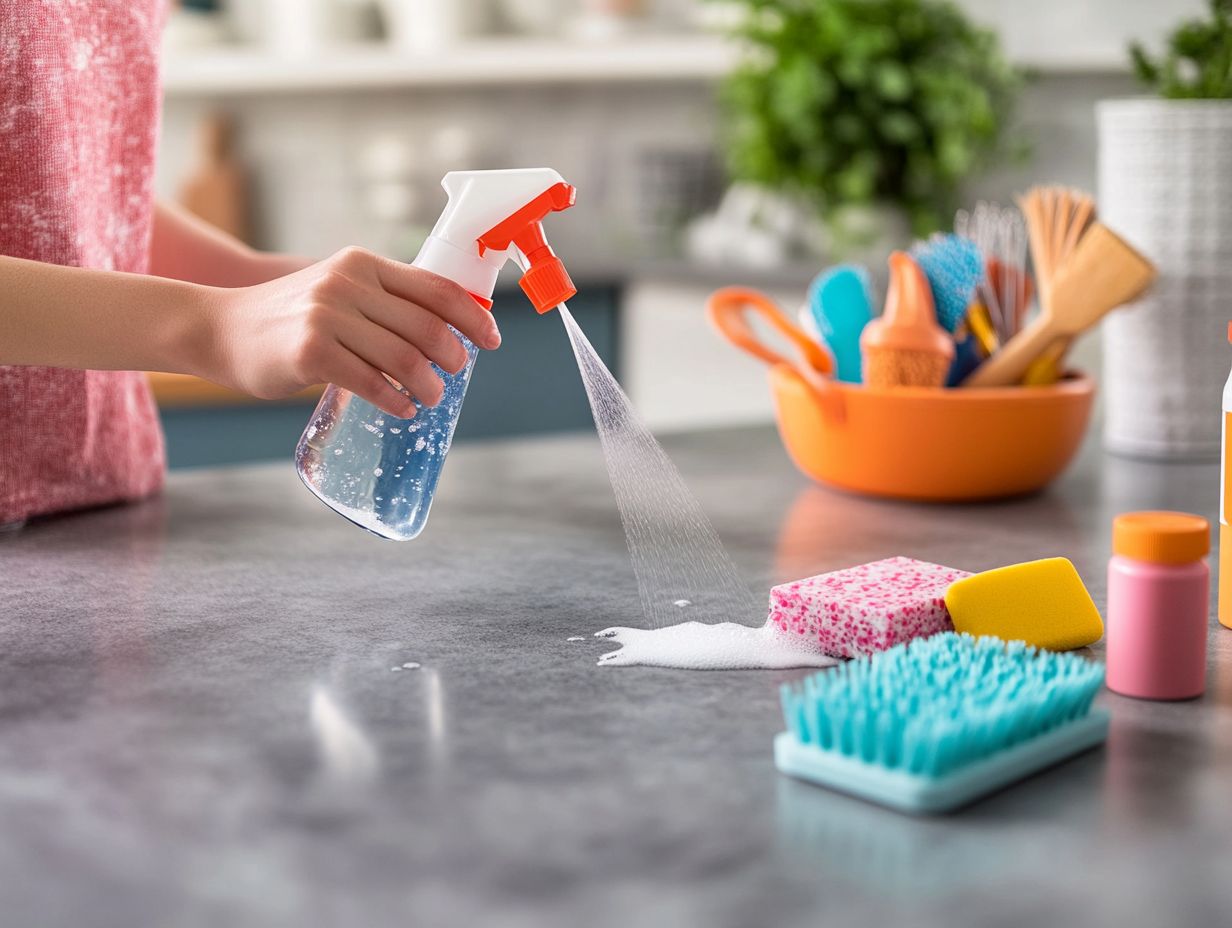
[1099,0,1232,460]
[716,0,1020,251]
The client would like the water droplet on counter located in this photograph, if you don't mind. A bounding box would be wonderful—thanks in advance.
[674,599,692,608]
[390,666,402,672]
[401,661,421,670]
[373,467,383,476]
[333,449,343,455]
[567,636,586,642]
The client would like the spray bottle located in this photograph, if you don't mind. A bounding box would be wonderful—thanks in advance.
[296,169,576,540]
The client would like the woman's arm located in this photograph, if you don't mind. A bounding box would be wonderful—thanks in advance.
[149,201,313,286]
[0,247,501,419]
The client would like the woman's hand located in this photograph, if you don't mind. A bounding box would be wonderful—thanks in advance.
[0,245,498,416]
[201,247,501,418]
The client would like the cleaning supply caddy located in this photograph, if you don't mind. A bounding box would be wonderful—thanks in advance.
[707,286,1094,501]
[708,185,1157,502]
[296,169,576,540]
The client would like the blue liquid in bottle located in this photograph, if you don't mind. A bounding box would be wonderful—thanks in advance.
[295,332,480,540]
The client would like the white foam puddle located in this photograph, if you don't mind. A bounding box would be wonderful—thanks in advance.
[593,621,841,670]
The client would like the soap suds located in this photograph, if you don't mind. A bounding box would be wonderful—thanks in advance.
[593,621,841,670]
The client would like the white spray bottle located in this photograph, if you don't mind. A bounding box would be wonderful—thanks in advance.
[296,169,577,539]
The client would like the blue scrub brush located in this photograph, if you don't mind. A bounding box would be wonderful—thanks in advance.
[910,234,984,332]
[910,234,985,384]
[775,633,1109,815]
[805,265,874,384]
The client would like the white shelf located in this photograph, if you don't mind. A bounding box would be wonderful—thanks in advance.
[161,25,1140,98]
[162,36,738,96]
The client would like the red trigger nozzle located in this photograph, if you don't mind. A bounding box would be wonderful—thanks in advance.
[477,183,577,313]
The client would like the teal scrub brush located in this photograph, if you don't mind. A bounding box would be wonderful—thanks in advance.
[805,265,874,384]
[775,633,1109,815]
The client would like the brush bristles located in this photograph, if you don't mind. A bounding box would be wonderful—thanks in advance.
[910,235,984,332]
[779,633,1105,778]
[864,347,949,389]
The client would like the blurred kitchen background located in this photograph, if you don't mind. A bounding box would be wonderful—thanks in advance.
[152,0,1205,467]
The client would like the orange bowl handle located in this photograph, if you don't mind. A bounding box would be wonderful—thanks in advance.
[706,286,834,376]
[706,286,845,424]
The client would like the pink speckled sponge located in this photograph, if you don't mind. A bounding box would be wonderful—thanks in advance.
[769,556,972,658]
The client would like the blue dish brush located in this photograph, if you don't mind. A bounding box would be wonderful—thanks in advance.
[910,234,984,333]
[775,633,1109,815]
[805,265,874,384]
[910,234,985,384]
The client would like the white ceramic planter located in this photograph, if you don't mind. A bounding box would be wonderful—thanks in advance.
[1098,98,1232,460]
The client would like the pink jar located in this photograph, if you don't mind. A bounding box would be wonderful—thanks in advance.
[1106,511,1211,701]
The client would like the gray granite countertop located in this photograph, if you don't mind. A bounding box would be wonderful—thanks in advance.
[2,427,1230,928]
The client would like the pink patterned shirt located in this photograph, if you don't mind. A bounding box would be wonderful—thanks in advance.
[0,0,166,523]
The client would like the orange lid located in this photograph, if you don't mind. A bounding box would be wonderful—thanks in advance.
[519,254,575,313]
[1227,321,1232,343]
[1112,510,1210,564]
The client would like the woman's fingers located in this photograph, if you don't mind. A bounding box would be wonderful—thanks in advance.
[258,248,501,413]
[336,319,446,409]
[357,288,471,375]
[365,253,501,350]
[321,344,418,419]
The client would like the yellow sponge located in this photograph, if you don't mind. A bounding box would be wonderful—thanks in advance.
[944,557,1103,651]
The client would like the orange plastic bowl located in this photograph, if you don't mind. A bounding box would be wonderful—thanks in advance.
[708,287,1095,502]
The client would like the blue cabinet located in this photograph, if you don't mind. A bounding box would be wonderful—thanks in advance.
[158,283,619,468]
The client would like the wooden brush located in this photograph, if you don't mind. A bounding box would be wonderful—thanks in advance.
[963,222,1157,388]
[861,252,954,389]
[1013,186,1097,383]
[1018,185,1096,301]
